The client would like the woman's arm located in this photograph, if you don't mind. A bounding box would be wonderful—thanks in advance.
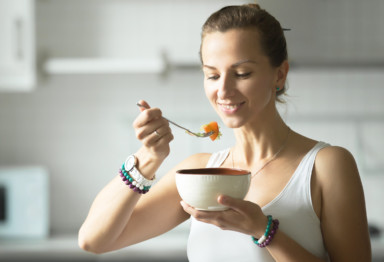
[78,163,183,253]
[78,101,208,253]
[78,152,211,254]
[315,146,371,261]
[266,146,371,261]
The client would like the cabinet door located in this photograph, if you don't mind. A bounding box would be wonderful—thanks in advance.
[0,0,35,91]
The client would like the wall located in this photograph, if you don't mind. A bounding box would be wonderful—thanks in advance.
[0,0,383,236]
[1,68,383,234]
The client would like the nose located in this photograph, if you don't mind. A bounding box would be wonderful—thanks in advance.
[217,74,235,99]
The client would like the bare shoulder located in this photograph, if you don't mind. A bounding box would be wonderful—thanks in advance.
[313,146,371,260]
[171,152,212,172]
[161,152,213,180]
[314,145,359,183]
[180,152,213,169]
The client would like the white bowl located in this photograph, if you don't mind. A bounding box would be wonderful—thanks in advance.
[175,168,251,211]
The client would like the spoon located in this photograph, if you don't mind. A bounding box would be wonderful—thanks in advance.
[136,103,214,138]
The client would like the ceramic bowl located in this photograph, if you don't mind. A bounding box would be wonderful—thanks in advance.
[175,168,251,211]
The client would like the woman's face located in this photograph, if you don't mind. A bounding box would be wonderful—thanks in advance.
[201,28,284,129]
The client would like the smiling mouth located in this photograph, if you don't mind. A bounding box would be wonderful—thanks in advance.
[218,102,245,111]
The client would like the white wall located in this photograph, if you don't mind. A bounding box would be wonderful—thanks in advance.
[1,68,383,234]
[0,0,383,235]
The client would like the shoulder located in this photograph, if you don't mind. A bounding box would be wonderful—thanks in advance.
[314,145,358,179]
[182,152,213,169]
[313,145,362,199]
[171,152,213,171]
[312,146,371,260]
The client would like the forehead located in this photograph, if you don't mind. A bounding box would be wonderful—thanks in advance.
[201,28,264,64]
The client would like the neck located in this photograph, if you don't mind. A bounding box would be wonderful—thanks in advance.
[232,112,290,168]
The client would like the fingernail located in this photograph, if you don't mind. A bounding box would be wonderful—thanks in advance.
[218,195,226,203]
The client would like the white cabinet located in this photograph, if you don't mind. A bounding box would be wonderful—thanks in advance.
[0,0,35,91]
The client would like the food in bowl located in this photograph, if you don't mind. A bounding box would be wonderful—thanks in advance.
[175,168,251,211]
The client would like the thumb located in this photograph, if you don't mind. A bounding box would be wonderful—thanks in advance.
[137,100,151,112]
[218,195,246,212]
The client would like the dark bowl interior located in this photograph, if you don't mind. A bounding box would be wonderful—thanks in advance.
[176,167,250,176]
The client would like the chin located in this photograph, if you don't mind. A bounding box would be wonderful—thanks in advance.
[220,117,245,129]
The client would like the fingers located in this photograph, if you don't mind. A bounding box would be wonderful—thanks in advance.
[133,100,174,158]
[217,195,248,215]
[137,100,150,112]
[180,200,235,230]
[135,117,172,144]
[181,197,266,235]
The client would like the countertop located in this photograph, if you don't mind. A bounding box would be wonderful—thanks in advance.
[0,229,189,261]
[1,230,383,261]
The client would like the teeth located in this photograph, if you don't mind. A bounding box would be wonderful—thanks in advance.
[220,104,239,110]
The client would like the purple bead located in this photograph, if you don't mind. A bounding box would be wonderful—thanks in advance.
[129,184,135,189]
[133,187,139,192]
[271,230,275,234]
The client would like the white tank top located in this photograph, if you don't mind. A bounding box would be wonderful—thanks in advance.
[187,142,330,262]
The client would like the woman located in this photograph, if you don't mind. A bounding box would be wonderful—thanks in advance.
[78,4,371,261]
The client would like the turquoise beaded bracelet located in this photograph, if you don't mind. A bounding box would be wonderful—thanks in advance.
[119,163,151,194]
[252,215,280,248]
[252,215,273,245]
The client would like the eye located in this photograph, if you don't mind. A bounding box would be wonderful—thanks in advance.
[236,72,251,78]
[206,74,220,80]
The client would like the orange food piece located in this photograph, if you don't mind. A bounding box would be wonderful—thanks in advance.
[201,121,222,141]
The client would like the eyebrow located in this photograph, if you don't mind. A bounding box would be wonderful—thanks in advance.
[202,59,258,70]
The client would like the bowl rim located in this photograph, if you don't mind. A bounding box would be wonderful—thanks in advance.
[176,167,251,176]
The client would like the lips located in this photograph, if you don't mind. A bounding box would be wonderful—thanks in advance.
[217,101,245,113]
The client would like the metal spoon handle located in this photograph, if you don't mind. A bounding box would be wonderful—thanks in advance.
[136,102,213,137]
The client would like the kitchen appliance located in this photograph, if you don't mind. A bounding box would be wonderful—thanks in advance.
[0,167,49,239]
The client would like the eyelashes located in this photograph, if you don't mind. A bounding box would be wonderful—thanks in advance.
[206,72,252,80]
[236,72,251,78]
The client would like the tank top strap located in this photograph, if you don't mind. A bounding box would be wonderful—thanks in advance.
[206,148,231,168]
[280,141,331,214]
[300,141,331,181]
[262,141,331,211]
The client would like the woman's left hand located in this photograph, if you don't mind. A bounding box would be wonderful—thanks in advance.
[180,195,268,238]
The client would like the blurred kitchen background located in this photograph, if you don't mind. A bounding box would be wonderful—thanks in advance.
[0,0,383,261]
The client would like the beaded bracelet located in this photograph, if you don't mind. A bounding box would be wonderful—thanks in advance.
[253,215,272,245]
[252,216,279,248]
[119,164,151,194]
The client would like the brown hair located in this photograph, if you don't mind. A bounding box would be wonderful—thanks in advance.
[200,4,289,100]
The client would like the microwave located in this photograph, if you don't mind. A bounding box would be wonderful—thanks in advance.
[0,167,49,239]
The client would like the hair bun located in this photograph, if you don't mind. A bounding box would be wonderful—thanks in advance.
[246,3,262,10]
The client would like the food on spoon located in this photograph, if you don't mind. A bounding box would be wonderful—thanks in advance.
[201,121,222,141]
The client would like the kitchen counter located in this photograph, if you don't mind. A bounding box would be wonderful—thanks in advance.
[1,230,383,261]
[0,228,189,262]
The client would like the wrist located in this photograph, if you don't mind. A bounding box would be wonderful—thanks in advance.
[134,147,165,179]
[253,215,269,239]
[251,215,280,248]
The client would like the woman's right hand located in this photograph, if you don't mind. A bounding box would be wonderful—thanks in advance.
[133,100,174,174]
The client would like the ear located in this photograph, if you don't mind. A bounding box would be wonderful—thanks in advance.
[275,60,289,88]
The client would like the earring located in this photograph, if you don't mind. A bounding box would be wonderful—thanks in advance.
[276,86,280,91]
